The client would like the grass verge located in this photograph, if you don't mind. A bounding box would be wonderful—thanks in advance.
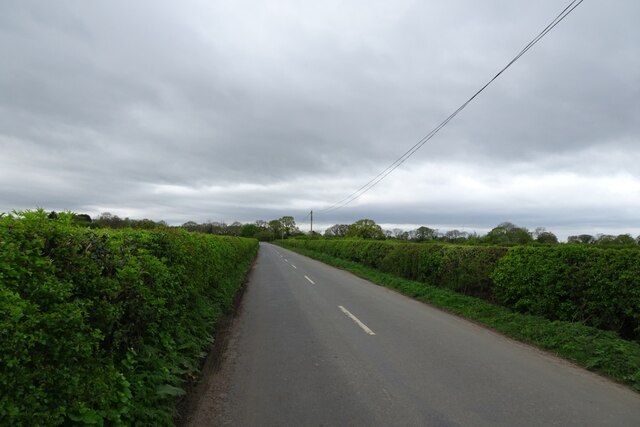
[275,242,640,392]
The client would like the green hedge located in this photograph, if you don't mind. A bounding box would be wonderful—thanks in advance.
[492,245,640,341]
[282,239,640,342]
[0,210,258,426]
[282,239,507,299]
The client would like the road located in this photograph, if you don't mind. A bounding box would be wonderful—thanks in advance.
[184,242,640,426]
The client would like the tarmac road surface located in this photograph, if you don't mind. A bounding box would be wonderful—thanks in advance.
[184,242,640,426]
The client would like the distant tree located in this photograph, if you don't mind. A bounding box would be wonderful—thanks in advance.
[443,229,468,243]
[347,219,385,240]
[532,227,558,244]
[134,218,158,229]
[413,226,438,241]
[594,234,616,245]
[268,219,283,239]
[74,213,91,224]
[567,234,595,244]
[392,228,405,239]
[324,224,349,237]
[483,222,533,245]
[535,231,559,244]
[279,216,299,237]
[596,233,636,245]
[226,221,242,236]
[182,221,199,232]
[95,212,126,229]
[613,234,636,245]
[240,223,260,238]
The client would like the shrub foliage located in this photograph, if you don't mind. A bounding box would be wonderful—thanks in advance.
[492,245,640,340]
[282,239,640,341]
[0,210,258,425]
[282,239,506,298]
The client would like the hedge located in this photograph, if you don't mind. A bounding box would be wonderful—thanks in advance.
[281,239,640,341]
[282,239,507,299]
[0,210,258,426]
[492,245,640,341]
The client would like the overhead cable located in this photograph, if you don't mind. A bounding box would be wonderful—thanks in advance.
[319,0,585,214]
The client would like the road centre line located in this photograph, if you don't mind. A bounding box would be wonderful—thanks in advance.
[338,305,376,336]
[304,275,315,285]
[290,264,297,269]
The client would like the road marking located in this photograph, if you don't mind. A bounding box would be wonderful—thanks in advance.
[290,264,297,269]
[284,258,288,262]
[339,306,376,335]
[304,275,315,285]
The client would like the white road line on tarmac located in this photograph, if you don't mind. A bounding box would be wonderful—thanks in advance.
[290,264,297,269]
[304,275,315,285]
[339,305,376,336]
[284,258,288,262]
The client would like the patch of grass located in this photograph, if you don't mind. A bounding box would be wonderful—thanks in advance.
[276,243,640,392]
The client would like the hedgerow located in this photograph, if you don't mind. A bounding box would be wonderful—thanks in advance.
[283,239,506,298]
[0,210,258,426]
[282,239,640,342]
[491,245,640,341]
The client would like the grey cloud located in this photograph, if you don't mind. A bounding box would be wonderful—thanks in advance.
[1,1,639,238]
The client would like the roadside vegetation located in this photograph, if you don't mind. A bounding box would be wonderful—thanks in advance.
[0,210,258,425]
[276,232,640,392]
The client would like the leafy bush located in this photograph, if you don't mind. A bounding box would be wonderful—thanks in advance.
[492,246,640,341]
[284,239,640,342]
[0,210,258,425]
[282,239,506,298]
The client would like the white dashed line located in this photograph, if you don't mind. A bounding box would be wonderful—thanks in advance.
[290,264,297,269]
[339,305,376,335]
[304,275,315,285]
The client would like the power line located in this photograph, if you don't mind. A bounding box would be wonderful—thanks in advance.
[319,0,585,214]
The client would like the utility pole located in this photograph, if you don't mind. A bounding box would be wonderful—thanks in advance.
[310,210,313,234]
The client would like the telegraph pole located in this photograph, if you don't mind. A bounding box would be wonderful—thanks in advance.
[310,210,313,234]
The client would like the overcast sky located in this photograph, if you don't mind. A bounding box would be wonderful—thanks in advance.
[1,0,638,239]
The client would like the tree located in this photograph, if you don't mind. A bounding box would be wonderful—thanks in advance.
[594,234,616,245]
[413,226,437,241]
[484,222,533,245]
[533,227,558,244]
[226,221,242,236]
[535,231,559,244]
[268,219,283,239]
[182,221,199,232]
[324,224,349,237]
[240,223,260,238]
[279,216,299,237]
[346,219,385,240]
[443,229,468,243]
[392,228,405,239]
[568,234,595,244]
[595,233,636,245]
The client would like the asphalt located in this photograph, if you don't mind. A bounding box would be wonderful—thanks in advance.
[185,242,640,426]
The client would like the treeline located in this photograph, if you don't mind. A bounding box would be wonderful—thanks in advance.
[1,210,258,425]
[60,212,303,241]
[322,219,640,247]
[55,211,639,246]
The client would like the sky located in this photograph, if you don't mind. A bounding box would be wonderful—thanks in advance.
[1,0,639,240]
